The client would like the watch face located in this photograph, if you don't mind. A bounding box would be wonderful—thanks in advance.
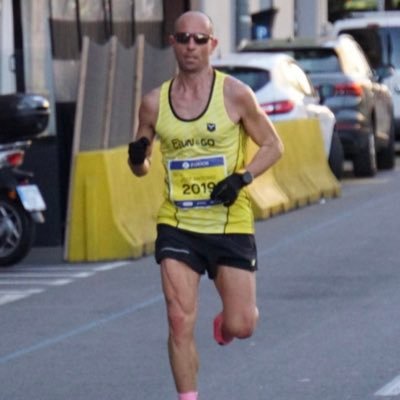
[242,171,253,185]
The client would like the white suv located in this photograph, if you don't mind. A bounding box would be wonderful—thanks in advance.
[333,12,400,139]
[212,53,344,179]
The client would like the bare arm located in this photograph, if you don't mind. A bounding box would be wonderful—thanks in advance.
[224,76,284,178]
[128,88,159,177]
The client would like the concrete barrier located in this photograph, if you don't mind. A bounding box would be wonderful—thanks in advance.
[65,119,340,262]
[66,143,164,262]
[245,137,292,219]
[272,119,341,206]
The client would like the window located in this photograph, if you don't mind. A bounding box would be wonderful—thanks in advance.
[340,26,400,69]
[292,49,341,73]
[214,66,270,92]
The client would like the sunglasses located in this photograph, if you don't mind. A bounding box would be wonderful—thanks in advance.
[174,32,213,45]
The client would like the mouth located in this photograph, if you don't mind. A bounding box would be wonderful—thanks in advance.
[183,54,197,62]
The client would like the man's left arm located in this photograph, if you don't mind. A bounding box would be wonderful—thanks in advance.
[238,84,284,179]
[210,79,283,207]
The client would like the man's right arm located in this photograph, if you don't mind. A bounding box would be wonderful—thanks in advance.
[128,89,159,177]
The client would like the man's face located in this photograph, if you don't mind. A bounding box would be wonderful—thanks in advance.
[170,14,217,73]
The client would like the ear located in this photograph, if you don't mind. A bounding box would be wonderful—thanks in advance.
[169,34,176,46]
[210,37,219,52]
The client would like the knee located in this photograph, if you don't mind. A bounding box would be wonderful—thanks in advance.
[167,308,195,344]
[226,307,259,339]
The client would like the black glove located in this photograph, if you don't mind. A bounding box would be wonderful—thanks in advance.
[210,173,247,207]
[128,137,150,165]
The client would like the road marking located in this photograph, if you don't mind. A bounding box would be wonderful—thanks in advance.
[93,261,131,271]
[0,272,95,278]
[0,289,44,306]
[0,261,132,307]
[0,279,72,286]
[0,293,164,365]
[9,267,99,272]
[375,374,400,396]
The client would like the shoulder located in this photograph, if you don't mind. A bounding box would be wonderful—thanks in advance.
[139,86,161,125]
[222,74,257,105]
[141,87,161,113]
[219,73,259,119]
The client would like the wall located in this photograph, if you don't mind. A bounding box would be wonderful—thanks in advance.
[296,0,329,37]
[0,0,16,93]
[249,0,295,38]
[199,0,328,54]
[191,0,235,57]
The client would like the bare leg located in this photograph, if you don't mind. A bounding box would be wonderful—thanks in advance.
[160,258,201,393]
[214,266,259,342]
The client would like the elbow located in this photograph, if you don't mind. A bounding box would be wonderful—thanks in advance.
[275,139,284,161]
[128,159,148,177]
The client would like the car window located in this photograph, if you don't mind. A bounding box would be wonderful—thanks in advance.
[338,28,382,68]
[290,49,341,73]
[339,27,400,69]
[213,66,270,92]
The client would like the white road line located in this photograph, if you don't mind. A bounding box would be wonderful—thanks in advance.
[0,272,95,278]
[9,267,98,272]
[375,374,400,396]
[0,279,72,286]
[0,289,44,306]
[0,261,133,307]
[93,261,131,271]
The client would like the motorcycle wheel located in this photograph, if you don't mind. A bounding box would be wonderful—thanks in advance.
[0,195,35,267]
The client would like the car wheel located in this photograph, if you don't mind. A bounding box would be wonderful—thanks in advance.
[328,128,344,180]
[376,117,395,170]
[353,131,377,177]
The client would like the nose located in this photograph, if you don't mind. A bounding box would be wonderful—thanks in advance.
[186,37,197,48]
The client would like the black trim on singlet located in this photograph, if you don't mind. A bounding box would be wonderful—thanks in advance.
[168,70,217,122]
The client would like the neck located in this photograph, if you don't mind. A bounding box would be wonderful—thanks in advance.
[175,66,214,91]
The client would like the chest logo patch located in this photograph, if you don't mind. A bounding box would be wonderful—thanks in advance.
[207,123,216,132]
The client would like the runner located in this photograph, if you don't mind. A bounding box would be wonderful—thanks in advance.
[128,10,283,400]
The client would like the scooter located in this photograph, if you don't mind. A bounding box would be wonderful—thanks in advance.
[0,140,46,266]
[0,93,49,266]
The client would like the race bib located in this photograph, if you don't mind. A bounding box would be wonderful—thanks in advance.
[168,155,226,208]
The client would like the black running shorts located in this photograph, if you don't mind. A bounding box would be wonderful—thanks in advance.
[155,224,257,279]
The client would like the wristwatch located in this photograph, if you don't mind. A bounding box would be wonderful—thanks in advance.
[241,170,254,185]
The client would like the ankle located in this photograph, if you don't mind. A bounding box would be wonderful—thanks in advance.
[178,391,198,400]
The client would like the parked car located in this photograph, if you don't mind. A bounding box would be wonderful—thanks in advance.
[240,34,396,177]
[212,52,344,179]
[332,12,400,139]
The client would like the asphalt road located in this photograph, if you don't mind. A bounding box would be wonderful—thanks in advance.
[0,157,400,400]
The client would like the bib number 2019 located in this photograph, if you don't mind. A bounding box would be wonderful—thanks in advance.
[182,181,215,195]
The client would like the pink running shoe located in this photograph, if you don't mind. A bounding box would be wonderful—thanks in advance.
[213,313,233,346]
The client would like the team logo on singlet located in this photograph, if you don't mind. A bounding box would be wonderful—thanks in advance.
[207,123,216,132]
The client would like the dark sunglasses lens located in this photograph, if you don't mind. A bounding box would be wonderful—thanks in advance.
[175,32,210,45]
[175,33,190,44]
[193,34,209,44]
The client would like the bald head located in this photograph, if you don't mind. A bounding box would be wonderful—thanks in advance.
[174,11,214,35]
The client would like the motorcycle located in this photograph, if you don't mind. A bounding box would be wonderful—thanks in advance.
[0,93,49,266]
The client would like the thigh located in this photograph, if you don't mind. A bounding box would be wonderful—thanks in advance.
[213,266,257,316]
[161,258,201,322]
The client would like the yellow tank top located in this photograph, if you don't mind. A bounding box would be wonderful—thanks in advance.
[155,70,254,234]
